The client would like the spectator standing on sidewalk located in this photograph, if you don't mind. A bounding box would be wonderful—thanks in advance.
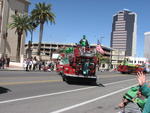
[29,58,33,71]
[136,71,150,113]
[26,58,30,71]
[38,59,42,71]
[33,57,37,71]
[6,57,10,67]
[23,59,27,70]
[0,58,2,69]
[1,56,5,69]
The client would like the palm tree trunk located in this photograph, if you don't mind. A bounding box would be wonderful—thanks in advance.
[16,33,22,62]
[31,30,33,43]
[37,23,44,58]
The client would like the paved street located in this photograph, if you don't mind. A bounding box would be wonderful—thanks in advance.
[0,71,149,113]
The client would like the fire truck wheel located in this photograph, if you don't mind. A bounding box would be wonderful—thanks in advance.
[61,73,66,82]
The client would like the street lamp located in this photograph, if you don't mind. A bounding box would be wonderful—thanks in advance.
[27,19,38,58]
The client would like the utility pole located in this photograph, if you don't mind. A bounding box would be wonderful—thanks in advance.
[100,36,104,44]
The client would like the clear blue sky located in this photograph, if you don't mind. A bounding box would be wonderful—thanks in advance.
[26,0,150,57]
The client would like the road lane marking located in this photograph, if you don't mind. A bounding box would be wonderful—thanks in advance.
[103,78,135,86]
[51,84,136,113]
[0,86,95,104]
[0,80,62,86]
[0,73,131,80]
[0,78,135,104]
[100,74,133,78]
[0,75,134,86]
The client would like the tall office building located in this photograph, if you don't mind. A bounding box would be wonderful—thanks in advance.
[144,32,150,60]
[110,10,137,57]
[0,0,30,62]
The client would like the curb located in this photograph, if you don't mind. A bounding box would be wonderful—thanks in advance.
[0,69,25,71]
[0,69,56,72]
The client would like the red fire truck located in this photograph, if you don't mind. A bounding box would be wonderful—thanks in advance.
[56,46,97,84]
[117,58,144,74]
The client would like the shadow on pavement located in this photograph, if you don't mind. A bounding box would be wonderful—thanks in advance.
[64,81,105,87]
[60,74,105,87]
[97,83,105,87]
[0,87,11,94]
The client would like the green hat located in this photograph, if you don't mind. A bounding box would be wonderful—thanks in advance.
[83,35,86,39]
[123,86,139,101]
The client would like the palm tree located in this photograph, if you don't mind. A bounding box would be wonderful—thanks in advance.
[9,14,33,62]
[31,2,55,57]
[96,53,110,71]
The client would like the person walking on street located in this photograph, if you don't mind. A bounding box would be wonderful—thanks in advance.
[137,71,150,113]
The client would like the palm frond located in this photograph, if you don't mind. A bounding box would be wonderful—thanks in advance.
[31,2,55,25]
[9,14,33,35]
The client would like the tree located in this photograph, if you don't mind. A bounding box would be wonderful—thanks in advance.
[9,14,33,62]
[96,53,110,70]
[31,2,55,57]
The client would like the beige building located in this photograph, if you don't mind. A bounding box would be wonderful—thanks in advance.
[111,49,126,68]
[25,42,112,60]
[0,0,30,62]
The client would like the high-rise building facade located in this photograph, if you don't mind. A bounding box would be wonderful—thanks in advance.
[110,10,137,57]
[144,32,150,60]
[0,0,30,62]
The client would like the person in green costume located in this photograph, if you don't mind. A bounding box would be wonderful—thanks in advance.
[118,70,150,113]
[118,86,147,113]
[137,71,150,113]
[79,35,89,47]
[79,35,89,53]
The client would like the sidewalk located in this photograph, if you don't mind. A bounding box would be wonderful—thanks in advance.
[0,65,55,72]
[0,65,24,71]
